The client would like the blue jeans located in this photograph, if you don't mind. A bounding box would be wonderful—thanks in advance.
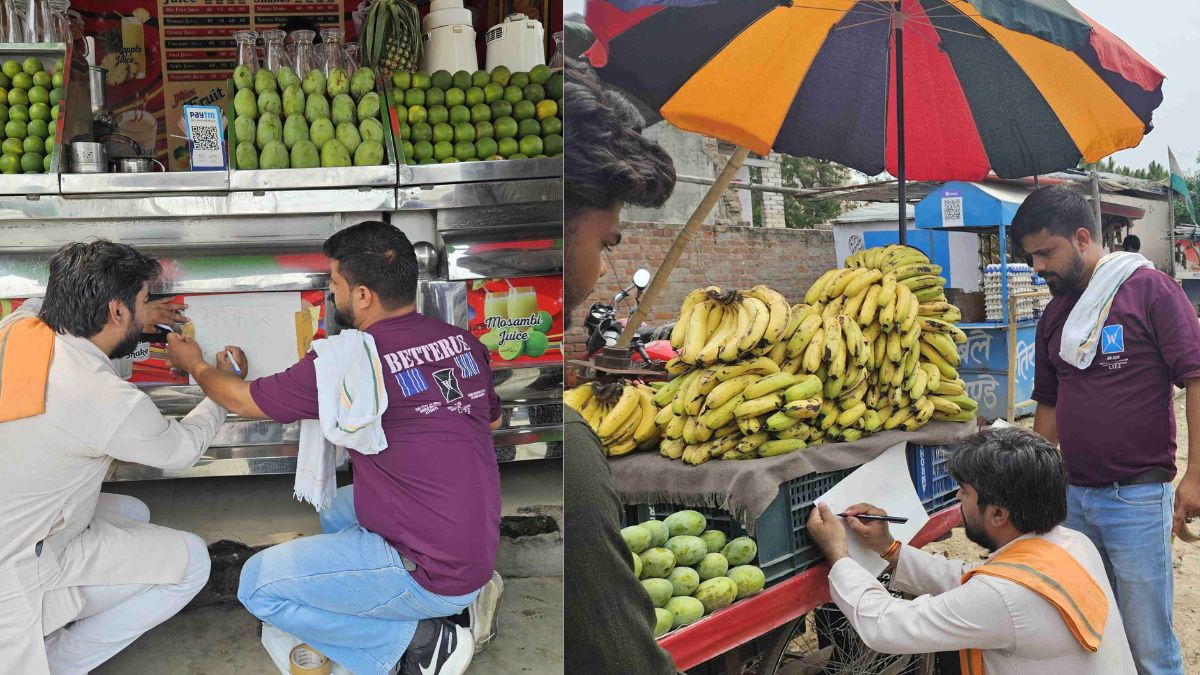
[238,485,480,675]
[1065,482,1183,675]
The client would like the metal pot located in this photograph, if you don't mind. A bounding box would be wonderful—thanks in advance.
[69,141,107,173]
[109,156,166,173]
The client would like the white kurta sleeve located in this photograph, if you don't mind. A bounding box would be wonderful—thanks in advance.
[828,557,1016,655]
[890,544,984,597]
[102,395,227,470]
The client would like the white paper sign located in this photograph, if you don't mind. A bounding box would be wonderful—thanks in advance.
[184,105,226,171]
[185,292,301,382]
[815,442,931,576]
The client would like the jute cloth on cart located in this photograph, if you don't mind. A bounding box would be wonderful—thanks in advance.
[609,421,977,532]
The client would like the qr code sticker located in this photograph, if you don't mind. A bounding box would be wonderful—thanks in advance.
[941,196,963,227]
[191,124,221,153]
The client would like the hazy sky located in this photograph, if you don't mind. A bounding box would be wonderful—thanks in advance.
[562,0,1196,172]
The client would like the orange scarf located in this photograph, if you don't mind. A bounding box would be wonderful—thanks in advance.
[0,316,55,423]
[959,538,1108,675]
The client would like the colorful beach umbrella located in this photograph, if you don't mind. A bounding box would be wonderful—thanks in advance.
[587,0,1164,182]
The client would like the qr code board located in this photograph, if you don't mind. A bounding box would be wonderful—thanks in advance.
[192,124,221,153]
[941,196,964,227]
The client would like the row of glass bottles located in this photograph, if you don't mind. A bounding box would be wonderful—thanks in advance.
[234,28,358,79]
[2,0,72,44]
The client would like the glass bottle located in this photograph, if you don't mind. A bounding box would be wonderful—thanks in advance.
[1,0,25,43]
[24,0,52,43]
[289,29,318,77]
[261,29,290,73]
[319,27,347,78]
[233,30,259,73]
[343,42,359,77]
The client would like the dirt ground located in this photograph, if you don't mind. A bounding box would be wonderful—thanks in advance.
[919,392,1200,672]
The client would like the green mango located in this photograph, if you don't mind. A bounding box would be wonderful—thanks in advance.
[309,118,335,149]
[326,68,349,97]
[283,114,309,149]
[255,113,281,150]
[301,69,326,96]
[233,88,257,118]
[282,84,306,117]
[253,68,276,95]
[357,92,380,120]
[290,139,319,168]
[304,93,330,125]
[276,66,300,91]
[233,115,256,145]
[331,93,356,125]
[359,118,384,144]
[257,90,281,116]
[335,122,361,156]
[350,67,376,99]
[353,140,384,166]
[320,138,351,167]
[234,141,257,170]
[258,140,289,169]
[233,65,254,91]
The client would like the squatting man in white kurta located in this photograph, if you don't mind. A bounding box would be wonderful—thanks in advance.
[0,240,244,674]
[806,427,1136,674]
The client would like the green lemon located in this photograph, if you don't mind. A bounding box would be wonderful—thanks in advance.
[517,118,540,139]
[406,105,427,125]
[432,122,453,143]
[546,73,563,100]
[427,104,449,125]
[391,71,411,90]
[25,120,46,141]
[543,134,563,156]
[470,103,490,124]
[523,331,549,358]
[490,100,513,119]
[404,88,425,107]
[1,138,21,156]
[431,70,453,90]
[402,140,414,160]
[445,87,465,108]
[533,310,553,333]
[465,86,484,107]
[503,85,523,105]
[413,140,434,161]
[523,83,545,104]
[2,60,20,79]
[474,121,494,140]
[494,117,517,140]
[8,103,27,123]
[11,72,31,90]
[49,104,57,120]
[453,123,475,143]
[513,100,535,121]
[509,153,528,160]
[19,151,41,173]
[0,152,17,173]
[498,338,524,360]
[411,72,432,90]
[474,137,498,160]
[22,58,42,76]
[536,99,558,121]
[42,153,50,172]
[7,87,27,107]
[479,331,501,351]
[425,87,446,107]
[510,72,530,89]
[399,121,411,140]
[471,70,490,88]
[518,135,542,156]
[490,65,511,86]
[411,122,433,143]
[497,137,518,158]
[26,86,47,105]
[454,141,475,161]
[29,102,49,121]
[483,82,504,104]
[529,64,551,85]
[449,105,470,125]
[31,71,50,88]
[22,135,40,154]
[4,119,26,139]
[441,157,459,163]
[44,134,53,154]
[541,116,562,136]
[452,70,472,90]
[433,140,454,161]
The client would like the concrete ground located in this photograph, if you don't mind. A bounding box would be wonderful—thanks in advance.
[92,459,563,675]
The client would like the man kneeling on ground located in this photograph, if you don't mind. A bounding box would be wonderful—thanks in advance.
[807,427,1135,673]
[0,241,227,673]
[166,221,502,675]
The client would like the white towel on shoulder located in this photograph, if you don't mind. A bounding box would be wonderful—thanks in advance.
[295,329,389,511]
[1058,251,1152,371]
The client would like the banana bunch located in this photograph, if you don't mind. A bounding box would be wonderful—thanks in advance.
[669,286,793,369]
[565,381,662,457]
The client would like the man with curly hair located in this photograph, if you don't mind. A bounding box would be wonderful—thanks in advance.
[563,57,681,674]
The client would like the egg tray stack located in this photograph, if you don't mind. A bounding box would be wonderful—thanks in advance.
[984,263,1034,322]
[1030,274,1052,317]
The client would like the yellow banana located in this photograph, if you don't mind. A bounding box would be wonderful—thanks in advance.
[596,386,639,438]
[919,301,957,317]
[607,438,638,457]
[862,410,883,432]
[654,403,676,428]
[737,432,773,454]
[844,269,883,299]
[858,285,881,327]
[919,362,942,392]
[884,406,914,430]
[906,367,929,399]
[766,340,789,367]
[803,327,825,373]
[660,438,685,459]
[746,286,791,346]
[933,410,978,423]
[787,314,824,358]
[892,263,942,281]
[878,289,897,333]
[734,394,784,419]
[828,337,847,381]
[827,268,865,300]
[824,373,845,399]
[922,332,961,367]
[665,357,691,378]
[602,407,639,444]
[758,439,807,457]
[783,397,823,420]
[929,395,962,415]
[779,303,808,344]
[899,286,919,333]
[652,375,686,407]
[766,411,800,432]
[680,300,713,364]
[671,286,718,348]
[882,246,930,271]
[837,401,867,428]
[842,285,869,320]
[914,286,947,303]
[633,389,659,443]
[784,375,823,401]
[805,269,841,305]
[698,306,736,366]
[665,410,687,439]
[823,317,843,366]
[934,378,965,397]
[821,296,845,320]
[780,355,804,375]
[564,384,593,412]
[738,415,765,435]
[887,330,903,364]
[738,296,771,353]
[840,316,864,364]
[743,372,798,400]
[945,394,978,412]
[778,422,813,441]
[901,275,946,292]
[701,393,745,430]
[920,342,960,381]
[949,324,968,345]
[878,273,898,308]
[704,374,758,411]
[713,356,779,382]
[819,400,840,430]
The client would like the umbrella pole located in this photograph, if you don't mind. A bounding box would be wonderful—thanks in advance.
[895,18,907,245]
[616,145,753,348]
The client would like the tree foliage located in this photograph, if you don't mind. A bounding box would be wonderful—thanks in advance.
[780,155,851,228]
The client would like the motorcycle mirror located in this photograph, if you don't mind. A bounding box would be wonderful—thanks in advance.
[632,269,652,290]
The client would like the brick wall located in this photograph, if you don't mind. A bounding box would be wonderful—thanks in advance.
[565,223,836,361]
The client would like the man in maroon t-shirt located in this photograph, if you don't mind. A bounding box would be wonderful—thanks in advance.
[166,221,501,675]
[1014,186,1200,675]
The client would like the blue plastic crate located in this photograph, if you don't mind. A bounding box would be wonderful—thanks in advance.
[908,443,960,513]
[623,467,856,585]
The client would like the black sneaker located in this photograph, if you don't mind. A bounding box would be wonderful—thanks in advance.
[395,618,475,675]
